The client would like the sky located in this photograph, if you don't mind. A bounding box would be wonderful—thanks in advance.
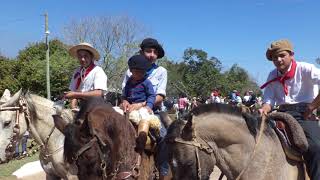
[0,0,319,85]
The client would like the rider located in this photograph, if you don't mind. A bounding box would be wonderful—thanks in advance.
[121,54,156,153]
[121,38,169,180]
[259,39,320,180]
[65,42,108,110]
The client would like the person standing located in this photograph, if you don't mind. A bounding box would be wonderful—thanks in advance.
[259,39,320,180]
[65,42,108,110]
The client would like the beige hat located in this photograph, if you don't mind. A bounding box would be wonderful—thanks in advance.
[69,42,100,61]
[266,39,294,61]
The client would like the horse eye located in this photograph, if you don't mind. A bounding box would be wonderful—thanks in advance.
[3,120,12,128]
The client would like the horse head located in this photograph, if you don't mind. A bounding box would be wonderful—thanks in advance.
[0,89,28,163]
[53,97,139,180]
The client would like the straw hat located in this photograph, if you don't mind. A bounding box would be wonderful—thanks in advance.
[266,39,293,61]
[69,42,100,61]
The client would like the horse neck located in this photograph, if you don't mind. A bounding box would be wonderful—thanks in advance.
[198,114,290,179]
[196,113,257,179]
[25,94,58,147]
[109,115,137,171]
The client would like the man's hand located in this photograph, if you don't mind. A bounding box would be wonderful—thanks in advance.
[304,104,315,120]
[64,91,78,99]
[258,108,268,116]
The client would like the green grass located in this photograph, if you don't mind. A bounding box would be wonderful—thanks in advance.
[0,153,39,177]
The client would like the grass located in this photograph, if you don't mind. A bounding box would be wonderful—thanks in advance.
[0,153,39,177]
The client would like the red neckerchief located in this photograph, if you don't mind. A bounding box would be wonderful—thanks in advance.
[74,63,95,90]
[260,60,297,96]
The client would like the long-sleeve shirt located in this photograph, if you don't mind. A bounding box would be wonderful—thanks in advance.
[122,77,156,109]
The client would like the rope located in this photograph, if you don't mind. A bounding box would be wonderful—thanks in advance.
[235,114,267,180]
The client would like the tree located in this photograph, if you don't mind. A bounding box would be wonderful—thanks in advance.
[62,15,149,90]
[181,48,223,98]
[16,39,77,98]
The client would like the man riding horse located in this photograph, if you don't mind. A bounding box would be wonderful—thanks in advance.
[65,42,108,110]
[259,39,320,180]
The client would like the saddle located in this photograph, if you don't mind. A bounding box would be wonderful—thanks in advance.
[268,112,309,162]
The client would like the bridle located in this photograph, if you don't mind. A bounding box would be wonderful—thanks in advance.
[167,114,267,180]
[0,95,64,161]
[0,97,28,160]
[71,124,141,180]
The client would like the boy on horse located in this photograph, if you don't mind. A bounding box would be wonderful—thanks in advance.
[64,42,108,110]
[259,39,320,180]
[122,38,169,180]
[121,54,157,153]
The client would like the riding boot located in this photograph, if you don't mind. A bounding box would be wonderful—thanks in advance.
[136,120,150,153]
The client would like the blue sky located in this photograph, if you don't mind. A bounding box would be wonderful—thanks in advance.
[0,0,319,84]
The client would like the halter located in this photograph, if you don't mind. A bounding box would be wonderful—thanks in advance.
[0,97,28,160]
[0,96,63,161]
[167,114,266,180]
[72,127,141,180]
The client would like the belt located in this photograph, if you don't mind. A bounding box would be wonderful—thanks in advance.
[277,103,309,113]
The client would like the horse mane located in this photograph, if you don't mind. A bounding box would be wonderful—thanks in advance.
[191,103,243,116]
[187,103,271,138]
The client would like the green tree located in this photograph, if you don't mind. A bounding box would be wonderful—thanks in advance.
[181,48,223,98]
[16,39,77,98]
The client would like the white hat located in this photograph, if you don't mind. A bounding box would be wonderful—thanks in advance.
[69,42,100,61]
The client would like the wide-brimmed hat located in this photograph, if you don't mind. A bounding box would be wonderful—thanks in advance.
[140,38,165,59]
[69,42,100,61]
[128,55,152,71]
[266,39,294,61]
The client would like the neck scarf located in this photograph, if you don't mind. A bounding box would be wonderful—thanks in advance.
[260,60,297,96]
[74,63,95,90]
[145,63,158,77]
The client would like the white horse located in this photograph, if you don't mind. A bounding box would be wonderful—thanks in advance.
[0,89,77,180]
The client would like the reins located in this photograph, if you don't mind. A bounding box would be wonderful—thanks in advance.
[235,114,267,180]
[169,113,267,180]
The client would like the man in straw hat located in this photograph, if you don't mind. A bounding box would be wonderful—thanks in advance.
[65,42,107,110]
[121,38,170,180]
[259,39,320,179]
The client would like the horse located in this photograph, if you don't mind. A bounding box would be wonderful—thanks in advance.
[53,97,156,180]
[165,103,307,180]
[0,89,78,180]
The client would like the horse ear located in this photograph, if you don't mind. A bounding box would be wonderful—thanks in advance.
[53,115,69,134]
[182,115,196,140]
[0,89,11,104]
[0,89,22,107]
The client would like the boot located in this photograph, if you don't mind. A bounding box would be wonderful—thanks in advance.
[136,120,150,153]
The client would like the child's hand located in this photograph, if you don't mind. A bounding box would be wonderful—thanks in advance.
[145,106,153,113]
[120,100,130,112]
[127,102,144,112]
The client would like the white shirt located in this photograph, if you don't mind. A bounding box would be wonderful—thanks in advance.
[122,66,167,97]
[69,65,108,92]
[263,61,320,106]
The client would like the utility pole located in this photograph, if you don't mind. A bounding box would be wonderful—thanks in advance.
[44,12,51,99]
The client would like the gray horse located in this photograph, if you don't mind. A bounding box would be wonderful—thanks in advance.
[0,89,77,180]
[166,103,307,180]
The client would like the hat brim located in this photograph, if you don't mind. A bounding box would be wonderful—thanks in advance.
[69,45,100,61]
[141,44,165,59]
[266,48,293,61]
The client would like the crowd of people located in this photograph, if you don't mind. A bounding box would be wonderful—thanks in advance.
[166,90,263,119]
[62,38,320,179]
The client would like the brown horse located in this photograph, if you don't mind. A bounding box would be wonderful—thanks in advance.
[166,103,307,180]
[53,97,156,180]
